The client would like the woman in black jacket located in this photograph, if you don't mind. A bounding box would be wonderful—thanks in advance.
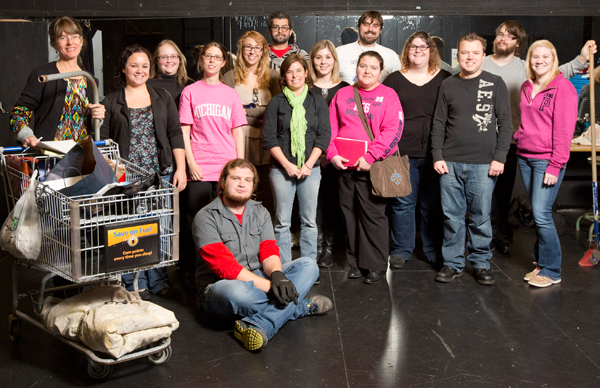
[10,16,105,147]
[101,44,186,299]
[147,39,193,107]
[263,54,331,265]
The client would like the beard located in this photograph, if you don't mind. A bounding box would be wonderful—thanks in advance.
[223,190,252,207]
[359,33,378,46]
[493,40,516,56]
[271,33,289,45]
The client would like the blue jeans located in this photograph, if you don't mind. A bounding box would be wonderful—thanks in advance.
[518,157,566,280]
[390,157,442,262]
[201,257,319,340]
[122,268,169,294]
[270,165,321,264]
[440,162,497,272]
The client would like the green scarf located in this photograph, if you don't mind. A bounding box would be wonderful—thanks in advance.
[283,85,308,168]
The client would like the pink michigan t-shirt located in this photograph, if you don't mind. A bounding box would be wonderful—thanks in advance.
[179,81,247,181]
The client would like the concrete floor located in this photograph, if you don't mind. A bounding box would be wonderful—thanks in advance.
[2,212,600,387]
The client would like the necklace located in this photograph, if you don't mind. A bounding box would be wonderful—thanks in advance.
[252,88,259,103]
[321,88,328,99]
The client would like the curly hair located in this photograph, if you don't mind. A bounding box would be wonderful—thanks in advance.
[233,31,271,89]
[400,31,440,75]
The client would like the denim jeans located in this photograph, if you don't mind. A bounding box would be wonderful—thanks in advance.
[270,165,321,264]
[201,257,319,340]
[122,268,169,294]
[390,157,442,263]
[440,162,497,272]
[517,157,566,280]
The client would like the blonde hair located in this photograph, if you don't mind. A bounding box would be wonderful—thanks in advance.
[233,31,271,89]
[526,40,560,91]
[150,40,191,87]
[593,66,600,85]
[400,31,440,75]
[308,40,342,84]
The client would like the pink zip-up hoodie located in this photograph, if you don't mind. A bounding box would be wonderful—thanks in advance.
[327,84,403,165]
[514,72,578,177]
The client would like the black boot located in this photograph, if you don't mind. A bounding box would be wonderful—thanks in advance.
[318,231,334,267]
[316,227,324,260]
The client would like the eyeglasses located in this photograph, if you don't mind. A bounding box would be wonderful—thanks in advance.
[271,26,290,32]
[58,34,81,43]
[202,54,224,62]
[243,45,263,52]
[158,55,179,62]
[409,45,429,51]
[496,32,516,41]
[361,21,381,29]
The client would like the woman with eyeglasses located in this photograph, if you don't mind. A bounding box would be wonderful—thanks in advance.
[10,16,105,148]
[147,39,192,107]
[308,40,349,268]
[328,51,403,284]
[382,31,451,271]
[223,31,280,212]
[263,54,331,264]
[178,42,247,286]
[101,44,187,299]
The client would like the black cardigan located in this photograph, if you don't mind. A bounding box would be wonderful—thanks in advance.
[13,62,98,141]
[263,90,331,168]
[100,85,185,172]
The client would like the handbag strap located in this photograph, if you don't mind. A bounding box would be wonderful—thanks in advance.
[353,85,375,142]
[353,85,400,158]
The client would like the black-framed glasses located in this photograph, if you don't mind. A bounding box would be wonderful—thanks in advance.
[202,54,224,62]
[409,45,429,51]
[243,45,264,52]
[496,32,516,41]
[271,26,290,32]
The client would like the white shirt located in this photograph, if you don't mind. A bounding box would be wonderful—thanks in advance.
[336,41,401,85]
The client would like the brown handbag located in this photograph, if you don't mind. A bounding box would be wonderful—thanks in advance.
[353,86,412,198]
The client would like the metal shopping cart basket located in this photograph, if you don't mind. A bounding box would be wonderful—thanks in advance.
[1,139,179,379]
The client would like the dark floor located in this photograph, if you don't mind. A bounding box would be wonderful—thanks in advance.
[2,212,600,387]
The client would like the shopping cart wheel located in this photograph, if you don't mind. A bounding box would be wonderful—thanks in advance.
[87,362,113,380]
[147,345,172,365]
[9,316,21,344]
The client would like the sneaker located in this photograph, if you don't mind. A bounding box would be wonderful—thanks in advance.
[523,266,541,281]
[389,255,407,269]
[304,294,333,316]
[473,268,495,286]
[156,286,174,298]
[234,320,268,351]
[435,266,462,283]
[528,275,561,288]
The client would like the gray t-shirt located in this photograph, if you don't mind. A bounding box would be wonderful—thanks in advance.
[481,55,586,132]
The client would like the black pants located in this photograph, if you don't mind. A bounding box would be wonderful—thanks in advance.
[338,170,389,271]
[491,143,518,240]
[179,181,218,273]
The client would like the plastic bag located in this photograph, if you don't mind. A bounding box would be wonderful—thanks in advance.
[0,170,41,260]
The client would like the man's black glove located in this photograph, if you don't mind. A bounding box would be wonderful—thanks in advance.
[270,270,299,306]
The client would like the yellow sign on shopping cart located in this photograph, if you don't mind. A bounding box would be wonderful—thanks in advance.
[103,218,161,272]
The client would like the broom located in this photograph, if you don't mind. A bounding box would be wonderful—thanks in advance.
[580,49,599,266]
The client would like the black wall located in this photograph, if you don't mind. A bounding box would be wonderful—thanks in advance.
[0,0,599,18]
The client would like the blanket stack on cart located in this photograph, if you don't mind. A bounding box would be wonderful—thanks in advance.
[41,285,179,358]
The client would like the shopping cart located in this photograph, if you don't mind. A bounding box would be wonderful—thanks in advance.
[2,139,180,379]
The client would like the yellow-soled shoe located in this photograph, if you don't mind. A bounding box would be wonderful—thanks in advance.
[234,320,268,351]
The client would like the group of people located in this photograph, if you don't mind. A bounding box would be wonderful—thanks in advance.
[9,11,597,352]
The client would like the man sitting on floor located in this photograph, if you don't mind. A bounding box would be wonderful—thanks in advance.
[193,158,332,351]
